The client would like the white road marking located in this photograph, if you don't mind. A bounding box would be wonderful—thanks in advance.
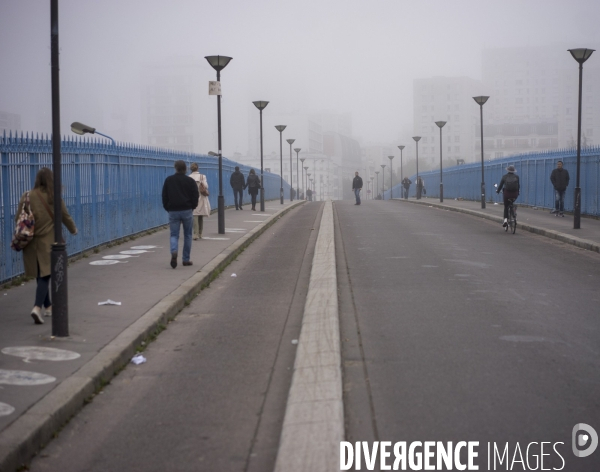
[120,250,152,255]
[0,369,56,386]
[103,255,138,260]
[130,245,159,249]
[90,260,126,265]
[0,402,15,416]
[2,346,81,363]
[202,237,230,240]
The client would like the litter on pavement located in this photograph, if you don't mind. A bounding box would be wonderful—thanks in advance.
[98,299,122,306]
[131,354,147,365]
[231,273,237,277]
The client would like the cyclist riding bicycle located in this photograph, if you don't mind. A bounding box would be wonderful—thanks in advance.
[496,165,520,227]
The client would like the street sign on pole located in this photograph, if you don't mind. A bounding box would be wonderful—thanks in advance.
[209,81,222,95]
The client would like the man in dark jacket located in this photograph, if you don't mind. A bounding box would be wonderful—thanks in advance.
[402,177,412,199]
[496,165,520,227]
[230,166,246,210]
[352,171,363,205]
[550,160,570,217]
[162,160,199,269]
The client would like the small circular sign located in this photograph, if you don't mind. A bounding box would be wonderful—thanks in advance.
[1,346,81,362]
[0,369,56,386]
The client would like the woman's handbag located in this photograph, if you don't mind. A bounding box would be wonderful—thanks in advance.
[199,180,209,197]
[11,192,35,251]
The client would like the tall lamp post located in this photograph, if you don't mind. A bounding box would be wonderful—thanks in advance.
[370,176,374,200]
[473,96,489,209]
[568,48,595,229]
[375,171,380,199]
[205,55,233,234]
[303,165,309,199]
[286,138,295,201]
[413,136,421,199]
[295,148,301,202]
[380,164,386,200]
[397,145,405,186]
[275,125,286,204]
[300,159,306,199]
[388,156,395,199]
[252,101,269,211]
[435,121,447,203]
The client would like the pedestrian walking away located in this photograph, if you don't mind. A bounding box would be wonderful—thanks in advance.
[230,166,246,210]
[402,177,412,199]
[416,177,424,199]
[246,168,261,211]
[496,165,520,227]
[189,163,210,240]
[306,188,313,201]
[15,167,78,324]
[550,160,570,217]
[162,160,199,268]
[352,171,363,205]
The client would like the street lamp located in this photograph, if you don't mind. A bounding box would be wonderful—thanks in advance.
[286,138,295,201]
[275,125,286,204]
[294,148,301,203]
[380,164,386,200]
[387,156,395,199]
[375,171,380,199]
[473,96,489,209]
[71,122,115,145]
[205,55,233,234]
[435,121,447,203]
[413,136,421,199]
[252,101,269,212]
[568,48,595,229]
[303,165,308,199]
[370,176,374,200]
[397,145,405,190]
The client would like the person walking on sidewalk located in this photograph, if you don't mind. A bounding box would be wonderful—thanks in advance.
[230,166,246,210]
[189,163,210,239]
[246,169,261,210]
[16,167,78,324]
[550,160,570,217]
[352,171,363,205]
[496,165,520,228]
[162,160,199,268]
[402,177,412,199]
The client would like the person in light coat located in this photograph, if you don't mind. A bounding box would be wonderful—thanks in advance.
[16,167,78,324]
[189,163,211,239]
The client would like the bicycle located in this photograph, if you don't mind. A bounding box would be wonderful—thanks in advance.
[506,198,517,234]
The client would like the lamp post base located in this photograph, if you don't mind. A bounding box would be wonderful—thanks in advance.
[440,183,443,203]
[481,183,486,209]
[260,188,265,212]
[218,195,225,234]
[574,186,581,229]
[51,243,69,337]
[280,188,284,204]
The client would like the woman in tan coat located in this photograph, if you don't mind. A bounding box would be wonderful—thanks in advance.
[189,163,211,239]
[16,167,77,324]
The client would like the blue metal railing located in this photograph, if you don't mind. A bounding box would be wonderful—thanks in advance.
[385,147,600,215]
[1,131,290,283]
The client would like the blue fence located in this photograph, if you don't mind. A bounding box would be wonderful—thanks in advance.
[386,147,600,215]
[1,132,289,283]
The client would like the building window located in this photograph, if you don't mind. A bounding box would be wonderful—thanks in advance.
[455,146,460,152]
[454,136,460,143]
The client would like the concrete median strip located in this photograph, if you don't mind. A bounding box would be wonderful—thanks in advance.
[274,200,344,472]
[0,201,304,472]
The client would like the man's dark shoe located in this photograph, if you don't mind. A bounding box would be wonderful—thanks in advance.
[170,252,177,269]
[183,261,193,266]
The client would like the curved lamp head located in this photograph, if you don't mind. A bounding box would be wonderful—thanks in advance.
[435,121,447,128]
[388,155,395,161]
[294,148,301,153]
[398,145,405,151]
[568,48,595,64]
[71,122,96,135]
[253,101,269,110]
[413,136,421,142]
[473,96,489,106]
[275,125,286,133]
[205,55,233,72]
[286,138,295,145]
[208,151,218,157]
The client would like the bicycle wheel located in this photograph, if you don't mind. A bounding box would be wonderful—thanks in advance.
[510,206,517,234]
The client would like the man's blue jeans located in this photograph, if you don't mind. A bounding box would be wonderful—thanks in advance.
[354,188,361,204]
[554,189,566,213]
[233,188,243,208]
[169,209,193,262]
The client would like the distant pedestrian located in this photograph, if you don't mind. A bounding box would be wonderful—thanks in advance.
[246,169,261,211]
[550,160,570,217]
[401,177,412,199]
[189,163,210,240]
[306,188,313,201]
[352,171,363,205]
[230,166,246,210]
[162,160,199,268]
[416,177,424,199]
[496,165,520,228]
[15,167,78,324]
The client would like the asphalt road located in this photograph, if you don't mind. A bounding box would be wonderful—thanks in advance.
[335,199,600,471]
[27,202,324,472]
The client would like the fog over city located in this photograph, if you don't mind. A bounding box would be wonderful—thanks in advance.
[1,0,599,158]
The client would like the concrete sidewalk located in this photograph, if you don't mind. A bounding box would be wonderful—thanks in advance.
[0,200,304,472]
[394,196,600,253]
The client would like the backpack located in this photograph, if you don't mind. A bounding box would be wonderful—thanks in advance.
[504,173,519,192]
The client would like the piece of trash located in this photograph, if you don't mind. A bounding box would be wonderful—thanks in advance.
[291,339,298,345]
[231,273,237,277]
[494,202,499,205]
[131,354,146,365]
[98,299,122,306]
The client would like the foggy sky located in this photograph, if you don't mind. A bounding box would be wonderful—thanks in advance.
[1,0,599,155]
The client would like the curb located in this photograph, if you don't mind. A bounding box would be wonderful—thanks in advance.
[398,199,600,254]
[0,200,305,472]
